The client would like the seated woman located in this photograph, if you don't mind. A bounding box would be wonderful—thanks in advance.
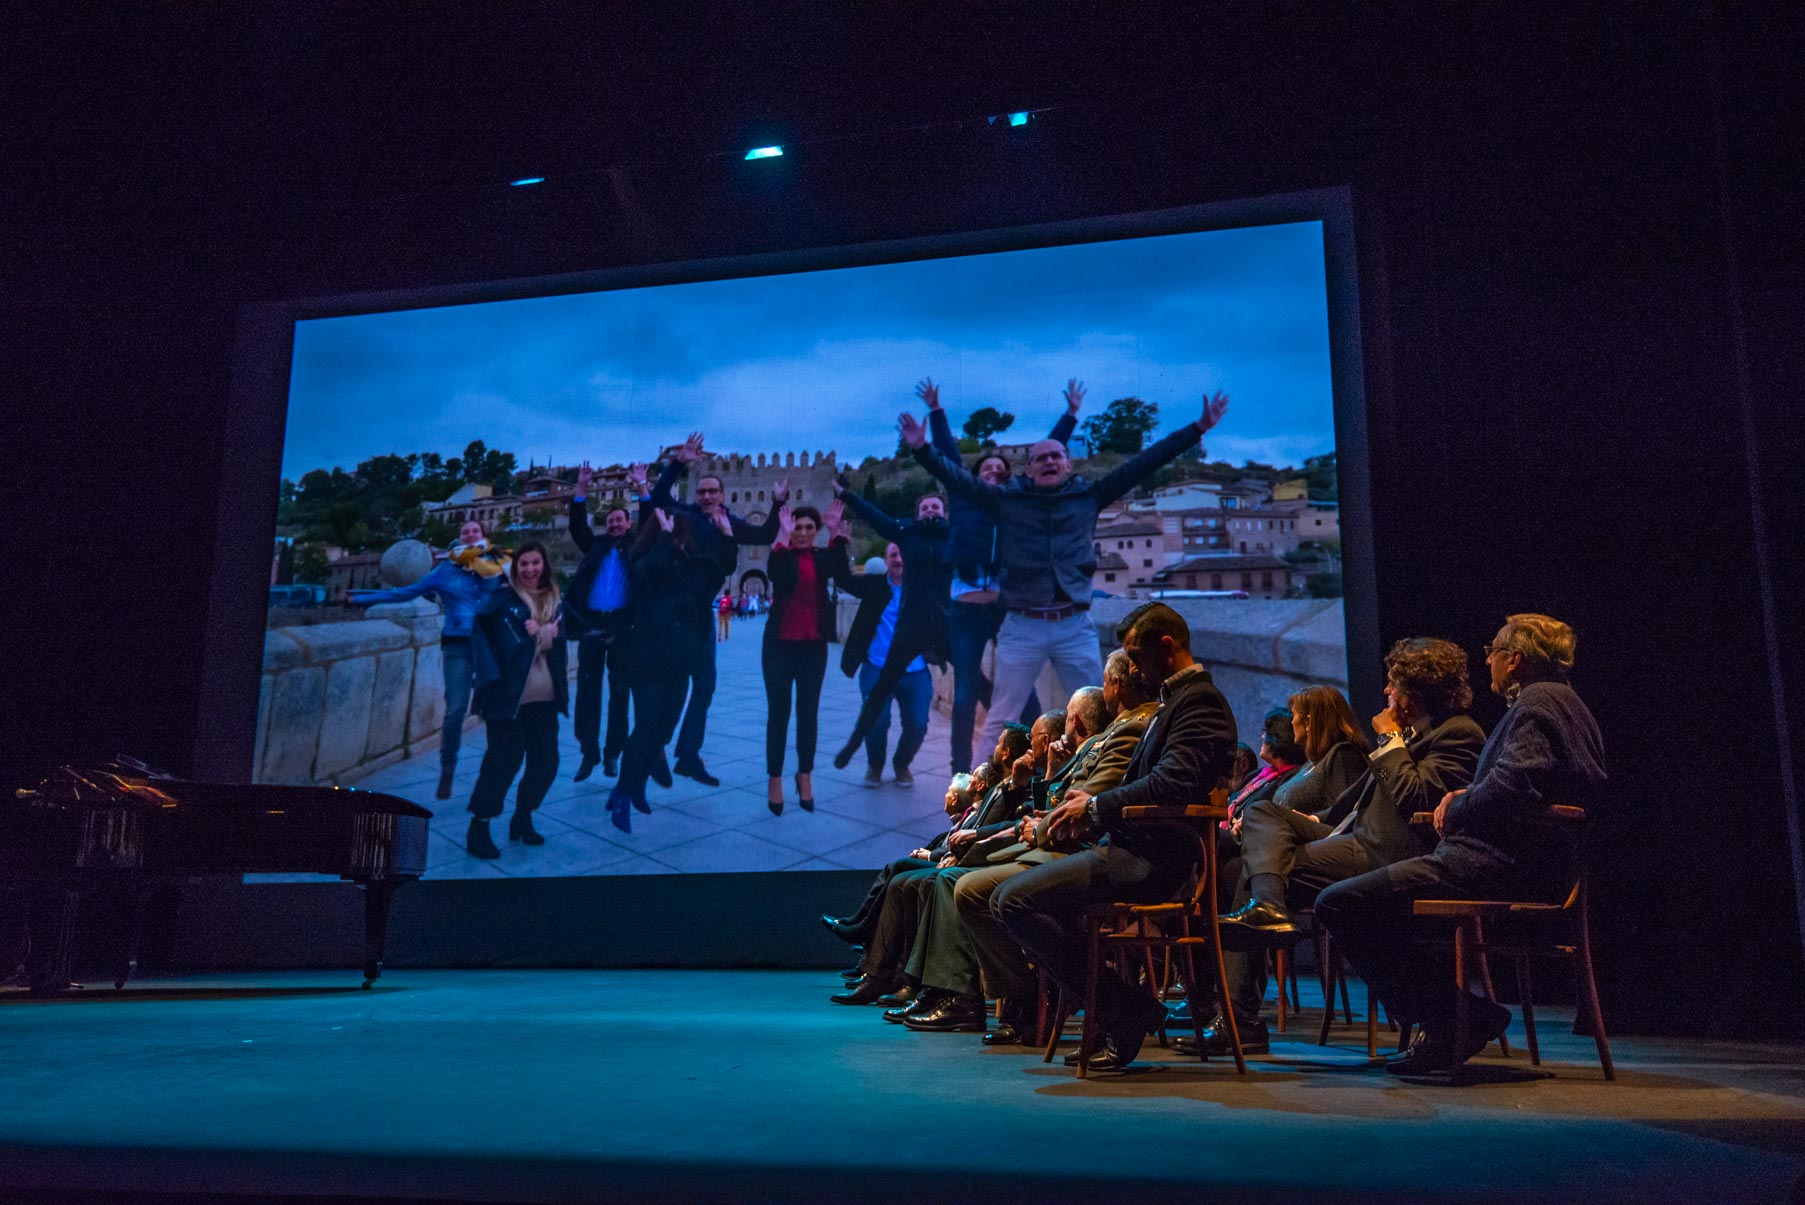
[465,540,565,859]
[1272,684,1370,822]
[1223,711,1306,848]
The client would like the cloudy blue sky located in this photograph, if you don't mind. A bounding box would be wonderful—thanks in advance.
[282,220,1336,481]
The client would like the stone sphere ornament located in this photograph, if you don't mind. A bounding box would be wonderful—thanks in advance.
[379,539,434,587]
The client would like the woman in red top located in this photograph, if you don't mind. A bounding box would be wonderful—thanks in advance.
[762,501,853,814]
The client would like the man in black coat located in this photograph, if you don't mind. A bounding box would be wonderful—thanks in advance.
[649,432,784,787]
[1201,637,1485,1055]
[1316,613,1607,1076]
[564,461,648,782]
[991,602,1239,1071]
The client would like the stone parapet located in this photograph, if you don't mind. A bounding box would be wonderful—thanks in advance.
[256,605,471,786]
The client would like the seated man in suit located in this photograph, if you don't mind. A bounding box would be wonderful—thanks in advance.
[1197,638,1486,1057]
[831,729,1030,1007]
[952,650,1159,1044]
[991,603,1238,1071]
[1316,613,1607,1075]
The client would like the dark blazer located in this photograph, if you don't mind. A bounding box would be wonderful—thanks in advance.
[913,422,1202,610]
[1317,714,1487,866]
[471,587,569,721]
[837,570,897,677]
[927,407,1076,584]
[763,539,851,650]
[837,488,951,653]
[564,495,641,637]
[648,460,781,602]
[1439,680,1607,889]
[1090,665,1239,871]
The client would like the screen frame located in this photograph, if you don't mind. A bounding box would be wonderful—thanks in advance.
[197,186,1378,819]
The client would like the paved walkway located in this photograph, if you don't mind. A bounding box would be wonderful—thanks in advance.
[336,616,958,880]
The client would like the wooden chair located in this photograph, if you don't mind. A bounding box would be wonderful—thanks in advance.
[1407,805,1613,1079]
[1040,790,1246,1078]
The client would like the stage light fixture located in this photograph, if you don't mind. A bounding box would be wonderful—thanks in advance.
[510,177,546,187]
[1008,112,1030,127]
[744,146,784,160]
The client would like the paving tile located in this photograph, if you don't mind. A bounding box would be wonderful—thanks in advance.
[650,828,815,874]
[557,804,733,855]
[731,802,887,855]
[815,827,926,871]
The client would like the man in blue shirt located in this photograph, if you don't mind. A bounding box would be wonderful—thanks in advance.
[837,544,933,788]
[565,461,647,781]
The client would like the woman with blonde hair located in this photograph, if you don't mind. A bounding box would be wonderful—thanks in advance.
[1273,684,1370,822]
[465,540,566,859]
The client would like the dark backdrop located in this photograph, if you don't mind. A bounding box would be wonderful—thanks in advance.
[5,2,1800,1038]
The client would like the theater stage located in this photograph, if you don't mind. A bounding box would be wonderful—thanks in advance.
[3,969,1801,1203]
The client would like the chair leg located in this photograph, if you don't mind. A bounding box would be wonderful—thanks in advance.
[1041,988,1067,1064]
[1273,947,1288,1034]
[1575,885,1616,1081]
[1317,953,1336,1046]
[1338,963,1354,1024]
[1450,920,1471,1076]
[1288,950,1302,1011]
[1206,912,1248,1075]
[1179,943,1209,1055]
[1035,966,1052,1049]
[1515,957,1541,1067]
[1472,917,1510,1057]
[1076,919,1102,1079]
[1366,981,1379,1059]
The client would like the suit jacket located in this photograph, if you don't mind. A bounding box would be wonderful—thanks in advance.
[837,571,897,677]
[1318,714,1487,866]
[1090,666,1238,872]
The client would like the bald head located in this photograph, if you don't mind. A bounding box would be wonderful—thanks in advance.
[1027,439,1072,488]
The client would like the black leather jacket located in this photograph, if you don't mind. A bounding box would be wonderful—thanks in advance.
[472,587,569,722]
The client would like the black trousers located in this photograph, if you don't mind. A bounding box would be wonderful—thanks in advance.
[467,701,561,820]
[992,843,1191,1038]
[622,673,689,800]
[838,617,941,761]
[672,618,716,763]
[574,633,630,760]
[762,638,828,777]
[1221,800,1386,1023]
[842,856,935,940]
[1315,849,1574,1034]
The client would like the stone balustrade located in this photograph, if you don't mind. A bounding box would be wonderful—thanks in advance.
[254,599,472,786]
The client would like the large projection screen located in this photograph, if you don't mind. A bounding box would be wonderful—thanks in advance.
[201,191,1375,884]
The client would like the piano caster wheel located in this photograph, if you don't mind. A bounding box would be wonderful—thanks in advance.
[362,977,377,990]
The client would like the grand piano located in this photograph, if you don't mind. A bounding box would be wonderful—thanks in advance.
[3,757,430,995]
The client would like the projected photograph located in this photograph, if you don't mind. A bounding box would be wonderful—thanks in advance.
[253,220,1346,880]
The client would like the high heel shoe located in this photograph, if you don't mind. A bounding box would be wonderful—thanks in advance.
[508,810,545,845]
[795,772,814,812]
[767,778,785,816]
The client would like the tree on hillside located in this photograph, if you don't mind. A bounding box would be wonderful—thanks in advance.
[1080,396,1159,454]
[961,406,1016,444]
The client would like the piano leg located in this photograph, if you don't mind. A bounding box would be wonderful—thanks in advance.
[115,890,148,991]
[361,880,397,989]
[28,889,81,997]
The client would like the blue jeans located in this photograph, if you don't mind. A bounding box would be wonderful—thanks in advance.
[440,637,475,771]
[858,661,931,772]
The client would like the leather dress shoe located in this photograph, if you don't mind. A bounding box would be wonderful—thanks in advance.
[573,753,600,783]
[903,994,988,1032]
[648,753,674,789]
[984,1002,1036,1046]
[1062,1037,1131,1070]
[1173,1013,1270,1057]
[820,913,861,943]
[603,752,619,778]
[1165,999,1193,1028]
[673,758,720,787]
[1217,900,1303,950]
[840,964,866,981]
[829,977,894,1006]
[875,984,917,1009]
[884,987,939,1023]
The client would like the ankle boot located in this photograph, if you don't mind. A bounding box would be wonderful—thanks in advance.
[509,810,545,845]
[436,766,455,800]
[466,817,500,859]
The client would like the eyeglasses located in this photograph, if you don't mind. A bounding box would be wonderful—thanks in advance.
[1483,643,1517,659]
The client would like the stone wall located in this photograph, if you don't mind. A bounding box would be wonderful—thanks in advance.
[836,595,1349,742]
[253,599,471,786]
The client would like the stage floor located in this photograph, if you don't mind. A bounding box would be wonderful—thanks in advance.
[3,969,1802,1203]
